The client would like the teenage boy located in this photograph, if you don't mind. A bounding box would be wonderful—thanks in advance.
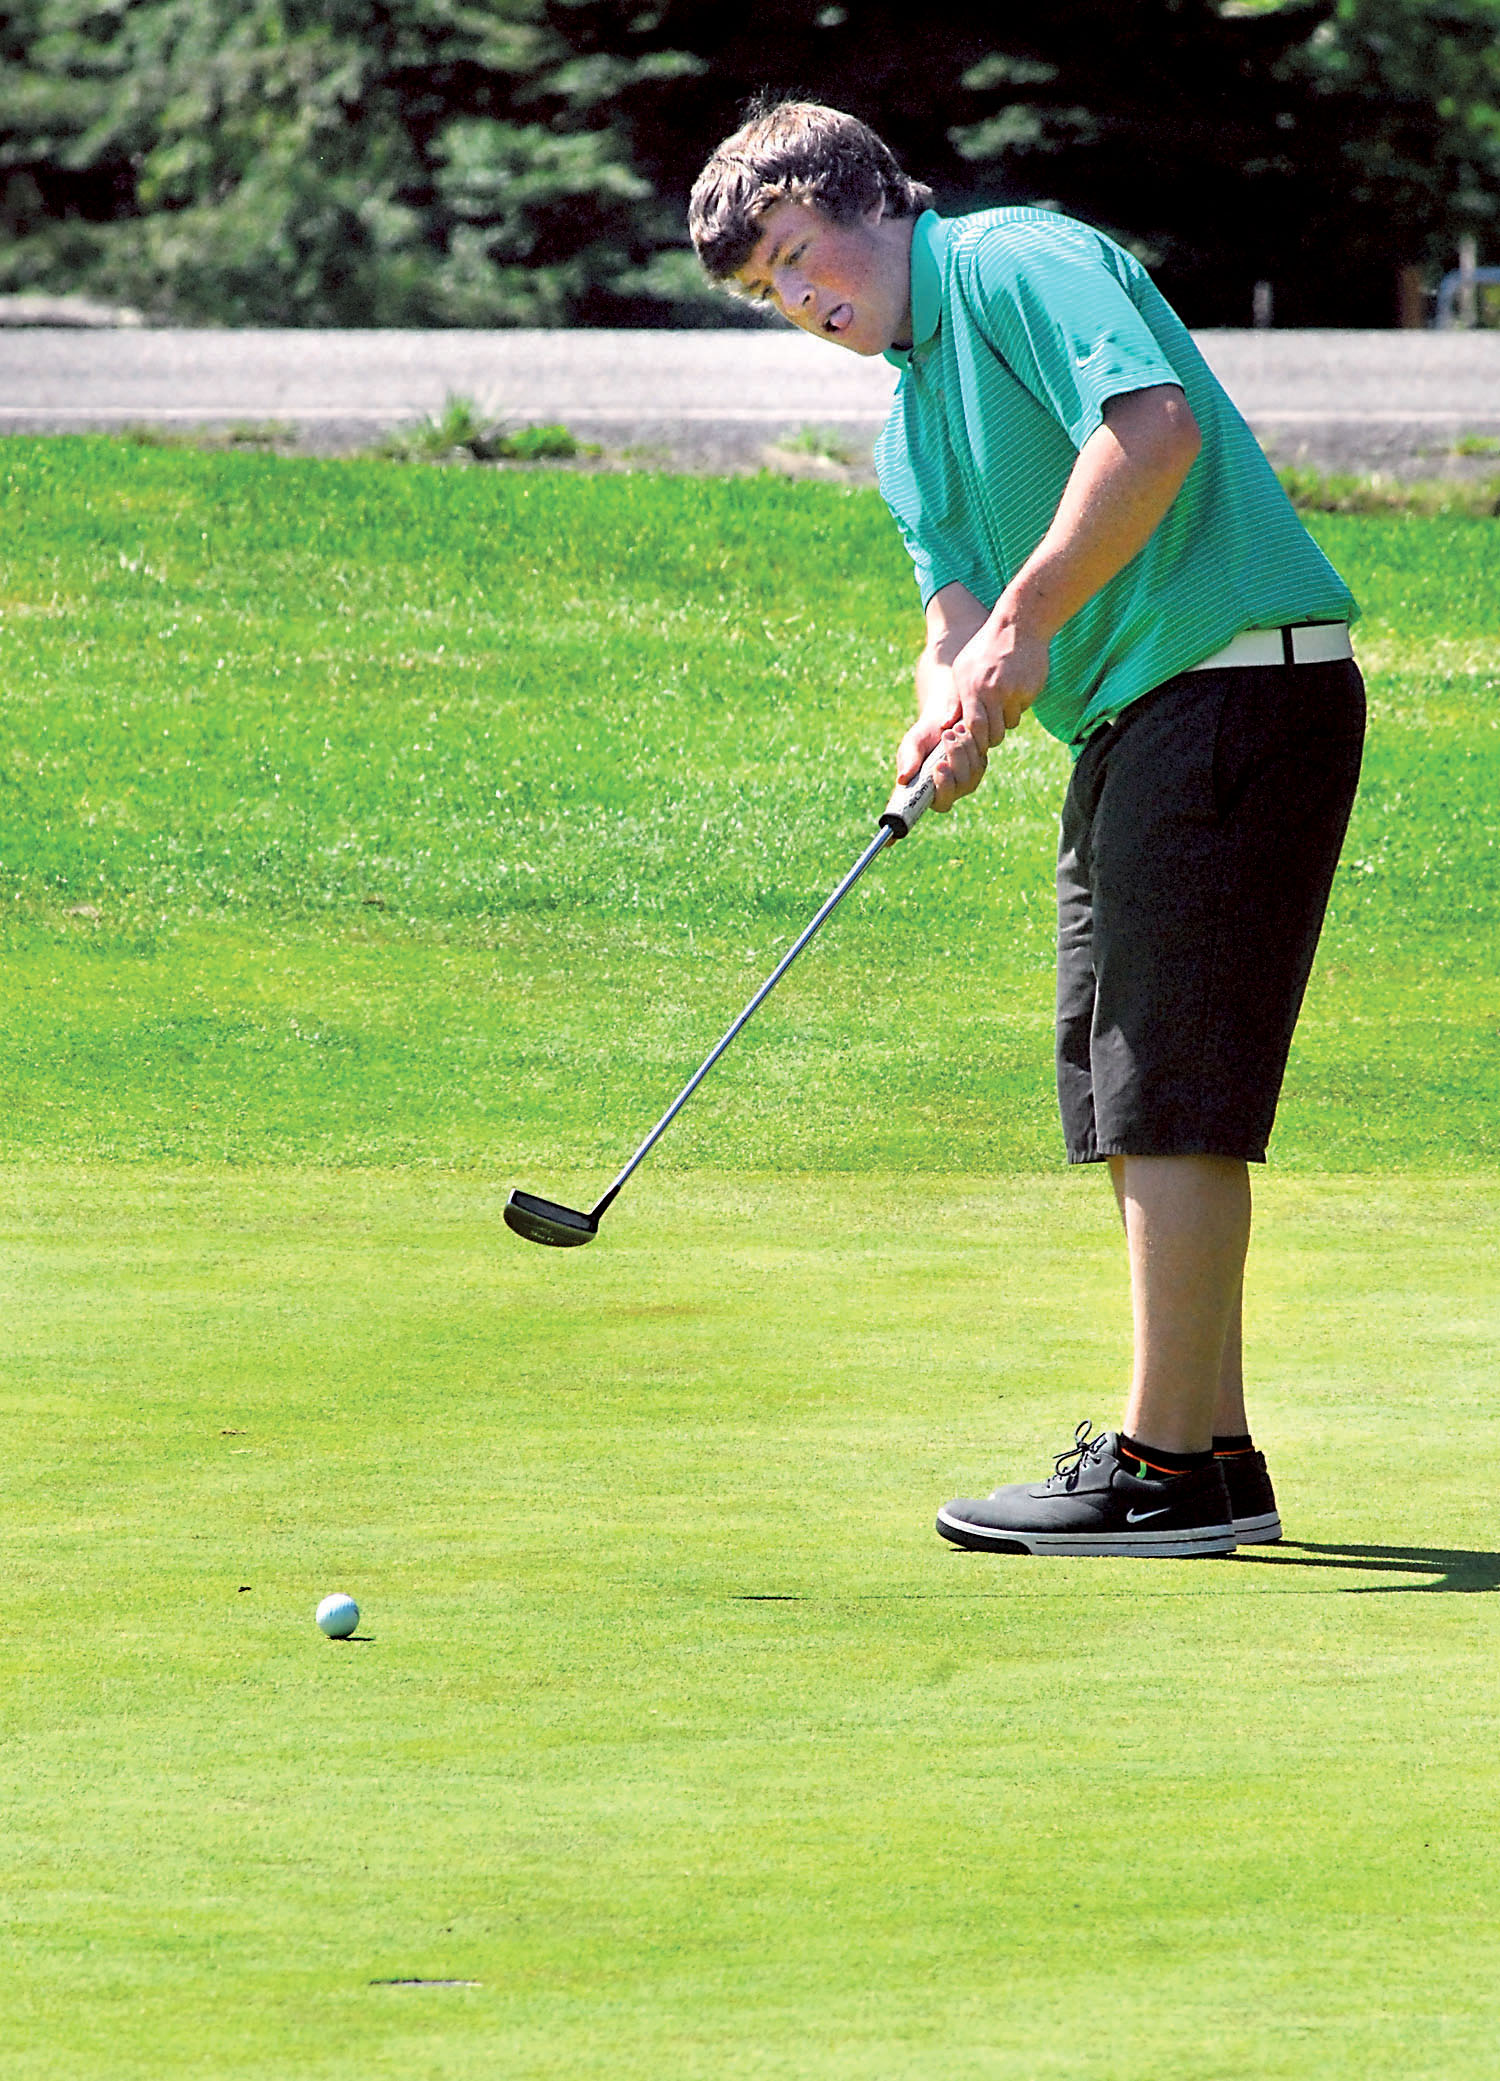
[689,102,1364,1557]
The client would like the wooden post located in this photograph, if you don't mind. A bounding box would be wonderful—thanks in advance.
[1458,236,1478,328]
[1396,266,1427,329]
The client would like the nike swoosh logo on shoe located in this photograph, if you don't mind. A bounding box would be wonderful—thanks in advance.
[1124,1506,1175,1524]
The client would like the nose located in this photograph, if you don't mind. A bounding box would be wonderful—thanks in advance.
[775,267,813,314]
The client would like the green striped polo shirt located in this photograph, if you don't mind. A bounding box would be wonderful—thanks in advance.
[877,209,1357,749]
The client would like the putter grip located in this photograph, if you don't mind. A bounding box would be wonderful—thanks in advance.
[878,744,945,839]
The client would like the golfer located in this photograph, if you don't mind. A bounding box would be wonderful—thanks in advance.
[690,102,1365,1556]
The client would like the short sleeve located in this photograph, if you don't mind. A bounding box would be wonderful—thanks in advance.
[958,221,1183,451]
[891,506,991,610]
[875,386,998,609]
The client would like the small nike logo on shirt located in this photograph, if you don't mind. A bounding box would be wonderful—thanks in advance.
[1125,1506,1174,1524]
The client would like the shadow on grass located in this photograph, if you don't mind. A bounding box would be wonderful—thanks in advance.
[727,1544,1500,1600]
[1234,1541,1500,1593]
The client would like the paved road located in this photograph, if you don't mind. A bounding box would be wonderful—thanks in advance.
[3,326,1498,476]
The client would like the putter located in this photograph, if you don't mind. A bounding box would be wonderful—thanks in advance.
[504,746,947,1249]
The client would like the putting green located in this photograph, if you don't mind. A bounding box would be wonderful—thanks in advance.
[4,1166,1497,2079]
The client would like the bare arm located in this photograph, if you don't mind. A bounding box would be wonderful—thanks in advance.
[898,582,991,806]
[897,384,1202,808]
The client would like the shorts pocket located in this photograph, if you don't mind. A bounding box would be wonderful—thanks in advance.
[1212,662,1365,824]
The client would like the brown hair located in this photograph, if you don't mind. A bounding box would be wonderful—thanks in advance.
[689,100,933,283]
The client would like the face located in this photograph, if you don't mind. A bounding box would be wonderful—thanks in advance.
[733,197,913,356]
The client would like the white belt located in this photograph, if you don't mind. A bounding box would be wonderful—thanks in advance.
[1190,623,1352,670]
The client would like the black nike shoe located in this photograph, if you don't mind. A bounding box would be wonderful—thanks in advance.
[936,1423,1236,1558]
[1220,1448,1281,1544]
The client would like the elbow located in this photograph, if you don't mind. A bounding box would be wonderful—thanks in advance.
[1165,393,1202,476]
[1105,384,1202,480]
[1177,409,1203,475]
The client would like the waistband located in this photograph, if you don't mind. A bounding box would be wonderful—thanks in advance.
[1190,623,1353,671]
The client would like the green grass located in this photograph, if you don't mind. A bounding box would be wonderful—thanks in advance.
[2,438,1498,1170]
[372,395,595,464]
[2,441,1500,2076]
[1278,463,1500,518]
[766,424,864,467]
[4,1166,1500,2080]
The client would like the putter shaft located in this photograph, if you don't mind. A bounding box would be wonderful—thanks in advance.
[588,822,894,1222]
[506,744,943,1248]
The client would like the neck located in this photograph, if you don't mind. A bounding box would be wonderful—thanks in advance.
[882,213,917,349]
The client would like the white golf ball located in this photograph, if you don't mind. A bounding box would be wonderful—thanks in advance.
[315,1592,360,1639]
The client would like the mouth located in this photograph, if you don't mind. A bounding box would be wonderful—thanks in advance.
[822,302,854,337]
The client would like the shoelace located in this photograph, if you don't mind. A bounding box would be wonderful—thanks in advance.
[1046,1419,1109,1492]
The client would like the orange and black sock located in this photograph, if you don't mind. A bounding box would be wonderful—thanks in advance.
[1213,1432,1256,1458]
[1117,1432,1213,1477]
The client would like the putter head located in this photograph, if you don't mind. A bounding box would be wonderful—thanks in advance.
[504,1189,598,1248]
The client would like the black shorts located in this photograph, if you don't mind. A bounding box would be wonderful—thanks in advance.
[1056,657,1365,1165]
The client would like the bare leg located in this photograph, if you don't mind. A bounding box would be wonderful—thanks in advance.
[1104,1154,1251,1453]
[1213,1284,1248,1438]
[1108,1157,1249,1437]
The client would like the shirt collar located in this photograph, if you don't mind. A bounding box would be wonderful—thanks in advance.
[884,210,948,369]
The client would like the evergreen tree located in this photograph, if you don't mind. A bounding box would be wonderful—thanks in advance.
[2,0,1498,325]
[0,0,722,323]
